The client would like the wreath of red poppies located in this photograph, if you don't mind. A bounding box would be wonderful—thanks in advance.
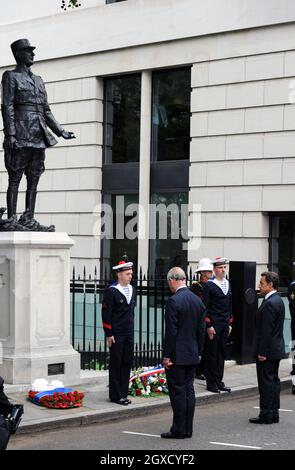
[28,390,84,409]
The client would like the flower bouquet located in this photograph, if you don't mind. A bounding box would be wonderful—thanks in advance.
[27,379,84,409]
[129,366,169,398]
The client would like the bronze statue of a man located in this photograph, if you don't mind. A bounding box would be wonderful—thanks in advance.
[0,39,75,231]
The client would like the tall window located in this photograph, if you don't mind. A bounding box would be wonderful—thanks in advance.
[149,192,188,275]
[151,68,191,161]
[104,74,141,164]
[269,213,295,287]
[101,194,139,278]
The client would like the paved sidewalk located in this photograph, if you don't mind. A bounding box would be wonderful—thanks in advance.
[4,358,293,435]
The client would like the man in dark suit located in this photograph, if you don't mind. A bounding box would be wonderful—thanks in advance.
[249,271,285,424]
[102,257,136,406]
[161,267,206,439]
[1,38,75,230]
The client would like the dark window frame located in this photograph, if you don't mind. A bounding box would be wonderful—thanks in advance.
[151,66,192,163]
[103,73,141,165]
[269,212,295,289]
[100,191,139,279]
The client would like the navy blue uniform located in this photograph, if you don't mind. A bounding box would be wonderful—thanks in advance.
[102,283,136,402]
[202,279,233,390]
[254,293,285,420]
[163,287,206,437]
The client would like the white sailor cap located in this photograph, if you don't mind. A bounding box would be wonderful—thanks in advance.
[213,256,229,267]
[112,260,133,272]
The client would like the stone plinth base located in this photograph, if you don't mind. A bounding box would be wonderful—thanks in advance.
[0,232,80,385]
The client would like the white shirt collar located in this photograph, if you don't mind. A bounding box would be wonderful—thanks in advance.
[176,285,187,292]
[264,290,277,301]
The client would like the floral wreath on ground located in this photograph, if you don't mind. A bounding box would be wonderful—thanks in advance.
[129,366,169,398]
[27,379,84,409]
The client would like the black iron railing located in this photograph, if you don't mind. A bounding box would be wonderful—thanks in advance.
[71,270,295,370]
[70,267,195,370]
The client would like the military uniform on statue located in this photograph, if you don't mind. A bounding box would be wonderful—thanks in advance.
[0,38,75,231]
[102,256,136,406]
[202,257,233,394]
[190,257,214,381]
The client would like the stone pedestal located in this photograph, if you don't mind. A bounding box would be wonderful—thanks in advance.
[0,232,80,385]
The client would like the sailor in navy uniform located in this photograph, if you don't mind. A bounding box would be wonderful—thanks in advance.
[202,257,233,393]
[102,258,136,405]
[190,258,213,380]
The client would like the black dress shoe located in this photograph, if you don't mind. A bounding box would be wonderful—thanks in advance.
[195,374,206,381]
[111,398,129,406]
[273,414,279,423]
[123,398,132,404]
[186,433,192,438]
[249,415,273,424]
[207,386,220,393]
[218,385,231,393]
[161,431,186,439]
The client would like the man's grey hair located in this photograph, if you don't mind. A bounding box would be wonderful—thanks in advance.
[167,267,186,281]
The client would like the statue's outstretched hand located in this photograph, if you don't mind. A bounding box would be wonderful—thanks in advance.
[61,130,76,140]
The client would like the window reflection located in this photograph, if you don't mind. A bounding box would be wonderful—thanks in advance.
[270,213,295,287]
[104,75,141,164]
[101,194,139,278]
[149,192,188,276]
[152,68,191,161]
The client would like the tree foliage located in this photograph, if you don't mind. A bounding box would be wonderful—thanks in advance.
[61,0,82,10]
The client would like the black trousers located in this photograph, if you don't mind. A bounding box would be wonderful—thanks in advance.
[166,364,196,437]
[205,322,229,388]
[109,336,133,402]
[256,359,281,417]
[0,377,13,418]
